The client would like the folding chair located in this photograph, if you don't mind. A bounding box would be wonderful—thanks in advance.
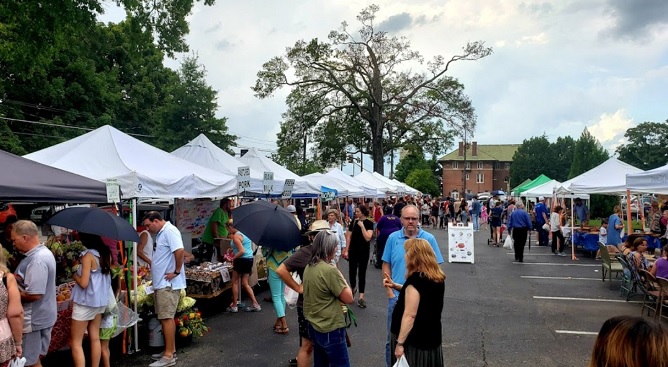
[598,242,623,289]
[654,277,668,321]
[638,269,660,317]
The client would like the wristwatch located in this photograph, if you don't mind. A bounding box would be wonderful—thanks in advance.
[174,271,180,275]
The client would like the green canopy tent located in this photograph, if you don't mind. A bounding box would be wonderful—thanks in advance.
[511,179,532,194]
[514,174,552,195]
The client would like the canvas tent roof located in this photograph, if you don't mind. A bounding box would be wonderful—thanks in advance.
[515,174,552,195]
[626,164,668,194]
[372,172,419,195]
[511,179,532,193]
[557,158,643,195]
[237,148,321,195]
[171,134,241,176]
[325,168,382,197]
[354,171,393,194]
[24,125,238,199]
[522,179,590,199]
[0,149,108,203]
[302,173,364,197]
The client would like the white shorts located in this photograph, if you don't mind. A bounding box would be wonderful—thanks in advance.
[72,303,106,321]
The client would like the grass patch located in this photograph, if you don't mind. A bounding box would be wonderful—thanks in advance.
[585,219,643,231]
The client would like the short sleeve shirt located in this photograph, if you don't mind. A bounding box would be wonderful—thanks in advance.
[376,215,402,244]
[534,203,549,224]
[606,214,623,246]
[15,244,57,332]
[303,261,348,333]
[152,222,186,290]
[382,229,444,297]
[348,219,374,254]
[201,208,229,245]
[283,246,313,307]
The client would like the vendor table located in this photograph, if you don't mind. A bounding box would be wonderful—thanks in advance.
[573,231,599,252]
[186,264,233,299]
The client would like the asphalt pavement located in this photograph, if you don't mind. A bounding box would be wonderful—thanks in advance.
[45,225,640,366]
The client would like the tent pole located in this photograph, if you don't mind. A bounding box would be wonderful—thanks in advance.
[131,197,139,352]
[626,190,633,235]
[571,197,577,261]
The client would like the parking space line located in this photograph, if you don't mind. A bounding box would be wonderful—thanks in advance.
[534,296,642,303]
[521,275,600,281]
[554,330,598,336]
[516,262,599,267]
[506,253,560,256]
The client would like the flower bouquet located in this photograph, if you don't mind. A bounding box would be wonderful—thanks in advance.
[175,308,209,338]
[46,241,87,284]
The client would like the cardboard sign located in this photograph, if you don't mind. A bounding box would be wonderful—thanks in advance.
[237,166,251,190]
[263,171,274,194]
[281,179,295,199]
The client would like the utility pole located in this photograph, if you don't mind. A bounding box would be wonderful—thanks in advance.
[302,133,307,175]
[463,126,467,197]
[359,138,363,172]
[389,123,394,178]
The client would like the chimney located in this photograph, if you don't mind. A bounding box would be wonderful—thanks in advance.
[472,142,478,156]
[240,149,248,157]
[458,142,464,156]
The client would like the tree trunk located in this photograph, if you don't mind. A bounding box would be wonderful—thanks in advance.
[372,132,384,175]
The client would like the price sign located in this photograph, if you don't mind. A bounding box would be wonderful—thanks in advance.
[105,178,120,203]
[220,268,230,282]
[145,285,154,295]
[321,190,336,202]
[281,179,295,199]
[263,171,274,194]
[237,166,251,191]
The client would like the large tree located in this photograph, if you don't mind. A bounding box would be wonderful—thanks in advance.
[569,128,609,179]
[509,135,552,188]
[616,121,668,170]
[253,5,491,174]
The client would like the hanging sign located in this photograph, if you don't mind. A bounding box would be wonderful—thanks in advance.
[281,179,295,199]
[237,166,251,191]
[263,171,274,194]
[321,186,337,202]
[105,178,121,203]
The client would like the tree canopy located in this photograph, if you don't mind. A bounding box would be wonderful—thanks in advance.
[405,168,439,196]
[509,135,576,187]
[568,128,609,179]
[253,4,491,174]
[0,1,234,156]
[616,121,668,170]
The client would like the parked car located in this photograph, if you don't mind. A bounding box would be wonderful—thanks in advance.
[0,203,17,224]
[30,206,51,223]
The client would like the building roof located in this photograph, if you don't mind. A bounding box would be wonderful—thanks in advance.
[439,144,520,162]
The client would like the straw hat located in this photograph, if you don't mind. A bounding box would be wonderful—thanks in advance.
[305,220,330,235]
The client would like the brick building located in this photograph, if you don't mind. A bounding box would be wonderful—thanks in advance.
[438,142,520,199]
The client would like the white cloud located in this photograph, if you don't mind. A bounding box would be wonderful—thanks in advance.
[515,32,548,46]
[587,109,634,151]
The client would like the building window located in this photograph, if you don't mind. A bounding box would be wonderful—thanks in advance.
[465,174,470,180]
[504,162,510,170]
[465,161,471,169]
[476,174,484,183]
[477,162,484,169]
[504,177,509,183]
[452,191,459,200]
[494,162,501,170]
[452,161,458,169]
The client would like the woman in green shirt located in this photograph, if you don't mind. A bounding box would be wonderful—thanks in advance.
[303,231,354,367]
[200,198,232,262]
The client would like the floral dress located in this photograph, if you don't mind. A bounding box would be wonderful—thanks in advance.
[0,273,16,366]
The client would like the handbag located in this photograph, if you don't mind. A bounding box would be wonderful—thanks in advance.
[8,357,26,367]
[393,355,409,367]
[542,223,550,231]
[503,235,514,250]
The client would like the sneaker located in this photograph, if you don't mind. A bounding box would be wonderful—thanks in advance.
[558,252,567,257]
[357,298,367,308]
[244,304,262,312]
[226,306,238,313]
[151,353,177,361]
[149,356,176,367]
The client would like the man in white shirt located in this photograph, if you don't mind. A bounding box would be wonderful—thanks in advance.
[143,212,186,367]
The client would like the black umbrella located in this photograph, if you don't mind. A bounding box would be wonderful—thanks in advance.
[231,201,302,251]
[47,207,140,242]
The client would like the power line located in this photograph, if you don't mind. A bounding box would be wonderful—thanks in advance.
[0,116,155,138]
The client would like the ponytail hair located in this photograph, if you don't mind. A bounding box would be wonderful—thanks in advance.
[79,232,112,275]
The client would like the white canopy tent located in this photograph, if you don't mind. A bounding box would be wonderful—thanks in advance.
[354,171,394,194]
[237,148,321,196]
[325,168,383,198]
[557,158,643,195]
[172,134,242,176]
[302,173,365,197]
[523,179,589,199]
[626,164,668,194]
[24,125,238,199]
[388,177,420,195]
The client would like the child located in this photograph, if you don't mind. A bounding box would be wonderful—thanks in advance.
[481,204,488,228]
[595,219,612,260]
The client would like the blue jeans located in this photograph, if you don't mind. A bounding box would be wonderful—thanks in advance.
[268,268,286,317]
[461,212,468,226]
[472,213,479,231]
[308,324,350,367]
[386,296,398,367]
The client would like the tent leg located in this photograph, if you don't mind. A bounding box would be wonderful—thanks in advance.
[131,198,139,353]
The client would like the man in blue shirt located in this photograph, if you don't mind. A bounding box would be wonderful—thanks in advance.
[507,202,532,262]
[471,196,482,232]
[574,198,589,226]
[534,196,550,246]
[381,205,443,367]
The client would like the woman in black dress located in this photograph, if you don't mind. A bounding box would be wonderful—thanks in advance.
[384,238,446,367]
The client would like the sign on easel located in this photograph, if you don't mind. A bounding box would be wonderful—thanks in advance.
[448,223,474,263]
[263,171,274,194]
[105,178,120,203]
[281,179,295,199]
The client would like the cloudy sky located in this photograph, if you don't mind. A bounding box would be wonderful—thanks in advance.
[102,0,668,173]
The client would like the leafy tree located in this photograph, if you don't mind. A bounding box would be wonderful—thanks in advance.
[509,135,552,187]
[549,136,575,182]
[394,151,430,183]
[156,56,235,152]
[253,4,491,175]
[616,121,668,170]
[568,128,609,179]
[405,168,439,196]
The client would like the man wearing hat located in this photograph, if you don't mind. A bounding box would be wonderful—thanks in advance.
[534,196,550,246]
[276,220,330,367]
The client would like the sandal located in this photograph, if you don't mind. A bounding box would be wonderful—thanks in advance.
[274,326,289,334]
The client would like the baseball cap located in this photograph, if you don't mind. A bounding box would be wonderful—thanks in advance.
[286,205,296,213]
[538,196,545,201]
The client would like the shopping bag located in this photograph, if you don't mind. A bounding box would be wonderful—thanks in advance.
[284,272,301,309]
[393,355,409,367]
[503,235,514,250]
[9,357,26,367]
